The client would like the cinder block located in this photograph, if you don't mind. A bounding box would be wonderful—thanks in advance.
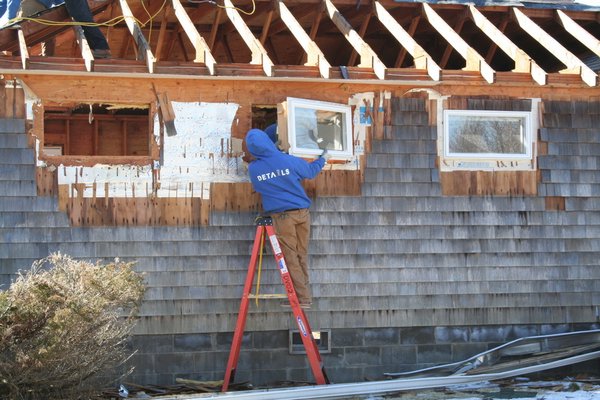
[131,334,174,354]
[416,344,452,364]
[401,327,435,345]
[331,328,364,347]
[364,328,400,346]
[174,333,213,352]
[343,346,381,366]
[380,345,417,365]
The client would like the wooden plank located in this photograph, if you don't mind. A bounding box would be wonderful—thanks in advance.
[324,0,386,80]
[73,26,94,72]
[440,170,538,196]
[36,167,57,197]
[393,14,420,69]
[545,196,566,211]
[348,11,372,67]
[422,3,495,84]
[17,29,29,70]
[210,182,261,212]
[58,189,211,226]
[223,0,274,76]
[208,7,223,50]
[469,5,546,85]
[277,0,331,79]
[512,7,597,87]
[440,12,467,69]
[259,8,275,45]
[118,0,156,73]
[154,2,172,61]
[556,10,600,58]
[171,0,217,75]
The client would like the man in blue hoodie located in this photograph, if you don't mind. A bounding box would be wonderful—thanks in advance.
[245,128,327,308]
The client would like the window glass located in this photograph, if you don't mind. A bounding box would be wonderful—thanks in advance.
[286,97,353,159]
[294,107,346,151]
[445,111,530,158]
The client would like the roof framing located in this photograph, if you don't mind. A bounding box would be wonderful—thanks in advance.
[468,5,547,85]
[512,7,597,86]
[0,0,598,87]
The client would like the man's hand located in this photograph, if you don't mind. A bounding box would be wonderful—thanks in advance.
[320,149,332,162]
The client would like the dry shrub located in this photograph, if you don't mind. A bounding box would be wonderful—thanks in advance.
[0,253,146,399]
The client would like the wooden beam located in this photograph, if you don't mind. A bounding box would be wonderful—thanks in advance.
[154,2,172,61]
[484,17,508,64]
[348,11,372,66]
[374,2,440,81]
[296,2,325,65]
[422,3,495,84]
[469,6,546,85]
[512,7,597,87]
[260,8,275,45]
[208,8,223,50]
[394,15,419,68]
[324,0,386,79]
[73,26,94,72]
[277,0,331,78]
[119,0,156,73]
[556,10,600,58]
[17,29,29,70]
[440,11,467,69]
[223,0,274,76]
[171,0,217,75]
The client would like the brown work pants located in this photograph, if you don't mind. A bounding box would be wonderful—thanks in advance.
[271,208,312,304]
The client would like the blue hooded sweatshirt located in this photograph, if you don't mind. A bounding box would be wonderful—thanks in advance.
[245,128,325,213]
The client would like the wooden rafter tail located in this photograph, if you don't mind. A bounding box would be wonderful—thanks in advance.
[16,29,29,70]
[118,0,156,73]
[223,0,274,76]
[468,5,546,85]
[171,0,217,75]
[374,1,440,81]
[324,0,386,80]
[74,26,94,72]
[277,0,331,79]
[422,3,495,84]
[556,10,600,59]
[512,7,597,87]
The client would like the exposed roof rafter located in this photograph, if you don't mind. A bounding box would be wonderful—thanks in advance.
[223,0,274,76]
[277,0,331,78]
[119,0,155,73]
[154,2,171,61]
[16,29,29,70]
[324,0,386,80]
[172,0,217,75]
[468,5,547,85]
[374,2,440,81]
[422,3,495,84]
[73,26,94,72]
[555,10,600,58]
[512,7,597,87]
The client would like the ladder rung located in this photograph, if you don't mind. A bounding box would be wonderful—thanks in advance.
[248,294,287,299]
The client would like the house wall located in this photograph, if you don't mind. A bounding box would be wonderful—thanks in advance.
[1,79,600,386]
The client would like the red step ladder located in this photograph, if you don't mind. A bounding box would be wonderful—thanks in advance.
[222,216,330,392]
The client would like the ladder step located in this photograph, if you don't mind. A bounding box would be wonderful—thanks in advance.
[248,293,287,299]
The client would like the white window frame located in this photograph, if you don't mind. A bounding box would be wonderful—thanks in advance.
[286,97,353,159]
[443,109,532,160]
[438,104,541,171]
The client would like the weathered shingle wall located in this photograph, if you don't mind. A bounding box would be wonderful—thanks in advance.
[0,96,599,385]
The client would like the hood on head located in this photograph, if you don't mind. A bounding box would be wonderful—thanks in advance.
[245,128,279,158]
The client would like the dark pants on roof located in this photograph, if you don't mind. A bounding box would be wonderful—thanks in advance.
[37,0,109,50]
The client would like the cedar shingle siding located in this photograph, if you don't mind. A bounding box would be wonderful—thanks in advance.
[1,96,599,384]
